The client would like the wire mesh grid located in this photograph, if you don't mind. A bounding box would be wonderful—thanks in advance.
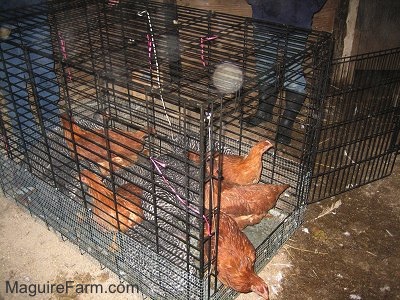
[0,1,335,299]
[310,47,400,202]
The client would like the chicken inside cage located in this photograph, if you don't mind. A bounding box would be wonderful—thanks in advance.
[60,111,154,175]
[79,168,144,251]
[0,1,339,299]
[204,210,270,299]
[48,106,289,299]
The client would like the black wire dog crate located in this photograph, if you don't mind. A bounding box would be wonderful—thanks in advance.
[1,0,397,299]
[0,1,331,299]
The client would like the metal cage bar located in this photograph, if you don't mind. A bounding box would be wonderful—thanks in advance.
[310,47,400,202]
[4,1,383,299]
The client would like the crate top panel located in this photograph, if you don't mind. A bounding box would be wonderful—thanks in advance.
[1,0,332,107]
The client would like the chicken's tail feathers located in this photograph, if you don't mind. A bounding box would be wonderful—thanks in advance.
[130,126,156,140]
[60,112,71,127]
[187,150,201,163]
[146,126,156,135]
[275,183,290,196]
[79,169,104,185]
[60,111,77,123]
[59,112,86,135]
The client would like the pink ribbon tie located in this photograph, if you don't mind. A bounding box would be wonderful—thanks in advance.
[150,157,212,236]
[200,35,218,67]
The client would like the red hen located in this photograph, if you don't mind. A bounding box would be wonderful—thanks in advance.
[205,211,269,299]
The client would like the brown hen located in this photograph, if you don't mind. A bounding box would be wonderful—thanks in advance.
[205,211,269,299]
[189,140,273,185]
[60,112,152,175]
[205,181,289,229]
[80,169,144,250]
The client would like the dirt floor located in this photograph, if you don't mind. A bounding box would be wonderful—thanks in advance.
[278,157,400,300]
[0,157,399,300]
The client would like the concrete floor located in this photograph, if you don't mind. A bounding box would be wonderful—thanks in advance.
[0,157,398,300]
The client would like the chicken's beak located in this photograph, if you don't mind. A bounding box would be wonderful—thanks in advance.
[251,283,269,300]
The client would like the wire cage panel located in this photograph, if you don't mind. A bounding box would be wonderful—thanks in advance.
[46,0,333,207]
[0,151,305,300]
[1,1,332,300]
[310,47,400,202]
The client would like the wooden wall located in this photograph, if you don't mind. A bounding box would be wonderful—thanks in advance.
[169,0,399,57]
[175,0,340,54]
[312,0,339,33]
[353,0,400,55]
[176,0,339,32]
[176,0,252,17]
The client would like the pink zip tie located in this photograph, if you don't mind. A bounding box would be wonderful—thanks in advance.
[146,33,152,69]
[58,32,72,82]
[200,35,218,67]
[139,10,172,127]
[108,0,119,7]
[150,157,211,236]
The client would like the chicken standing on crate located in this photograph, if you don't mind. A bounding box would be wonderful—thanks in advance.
[189,140,274,185]
[60,112,153,175]
[205,210,270,299]
[205,180,289,229]
[79,169,144,251]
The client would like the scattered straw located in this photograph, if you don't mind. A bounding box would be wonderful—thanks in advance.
[284,245,328,255]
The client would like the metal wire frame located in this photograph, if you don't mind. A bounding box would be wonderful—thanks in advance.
[0,1,334,299]
[310,47,400,202]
